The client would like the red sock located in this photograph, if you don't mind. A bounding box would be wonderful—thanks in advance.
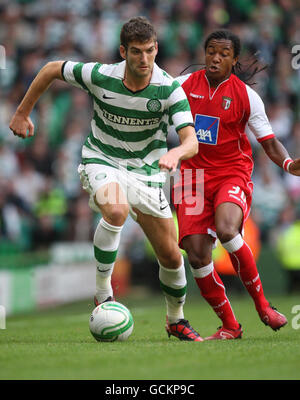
[192,263,240,330]
[224,236,269,312]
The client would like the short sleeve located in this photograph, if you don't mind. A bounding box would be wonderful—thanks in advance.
[246,85,275,143]
[62,61,98,93]
[167,82,194,132]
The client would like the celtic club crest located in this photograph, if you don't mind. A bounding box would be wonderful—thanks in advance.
[147,99,161,112]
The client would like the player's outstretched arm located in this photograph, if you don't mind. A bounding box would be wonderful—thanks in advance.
[260,137,300,176]
[158,125,198,172]
[9,60,65,139]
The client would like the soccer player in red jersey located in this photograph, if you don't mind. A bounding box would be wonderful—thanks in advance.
[174,30,300,340]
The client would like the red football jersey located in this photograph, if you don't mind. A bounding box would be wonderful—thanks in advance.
[177,69,274,178]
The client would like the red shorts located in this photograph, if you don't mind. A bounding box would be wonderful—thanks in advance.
[173,170,253,248]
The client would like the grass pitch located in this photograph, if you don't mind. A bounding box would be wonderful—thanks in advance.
[0,293,299,380]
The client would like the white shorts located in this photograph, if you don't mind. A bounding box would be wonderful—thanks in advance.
[78,163,172,220]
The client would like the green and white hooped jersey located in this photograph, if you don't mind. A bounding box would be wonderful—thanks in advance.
[62,60,194,185]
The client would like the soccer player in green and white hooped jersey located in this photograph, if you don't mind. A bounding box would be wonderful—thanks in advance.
[9,17,203,341]
[63,58,189,188]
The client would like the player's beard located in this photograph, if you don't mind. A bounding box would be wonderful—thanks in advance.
[125,56,153,80]
[133,64,152,79]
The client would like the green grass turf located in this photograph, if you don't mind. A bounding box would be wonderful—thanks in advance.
[0,293,299,380]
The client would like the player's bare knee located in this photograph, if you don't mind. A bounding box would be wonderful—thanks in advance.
[216,223,239,244]
[158,251,182,269]
[187,251,211,269]
[103,205,129,226]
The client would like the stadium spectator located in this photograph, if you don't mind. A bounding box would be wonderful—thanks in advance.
[275,201,300,293]
[64,191,94,242]
[0,138,19,180]
[13,159,45,208]
[23,135,55,177]
[252,150,288,242]
[0,180,34,248]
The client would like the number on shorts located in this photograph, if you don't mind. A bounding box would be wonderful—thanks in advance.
[228,185,246,203]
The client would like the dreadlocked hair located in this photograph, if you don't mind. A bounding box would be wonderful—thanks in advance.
[181,29,268,86]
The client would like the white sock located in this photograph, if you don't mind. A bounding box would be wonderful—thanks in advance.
[222,234,244,253]
[158,257,186,324]
[94,218,123,303]
[190,261,214,278]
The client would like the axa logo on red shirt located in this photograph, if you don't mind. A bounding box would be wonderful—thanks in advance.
[195,114,220,145]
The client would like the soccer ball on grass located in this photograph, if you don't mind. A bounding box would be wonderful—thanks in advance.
[89,301,134,342]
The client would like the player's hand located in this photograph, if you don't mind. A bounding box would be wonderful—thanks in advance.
[158,148,180,173]
[9,111,34,139]
[289,158,300,176]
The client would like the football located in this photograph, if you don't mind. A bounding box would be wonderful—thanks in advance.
[89,301,134,342]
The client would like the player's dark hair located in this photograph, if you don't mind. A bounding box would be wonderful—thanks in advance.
[204,30,241,59]
[204,30,267,85]
[120,16,157,49]
[181,29,268,85]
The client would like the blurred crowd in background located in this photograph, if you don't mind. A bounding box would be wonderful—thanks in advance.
[0,0,300,283]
